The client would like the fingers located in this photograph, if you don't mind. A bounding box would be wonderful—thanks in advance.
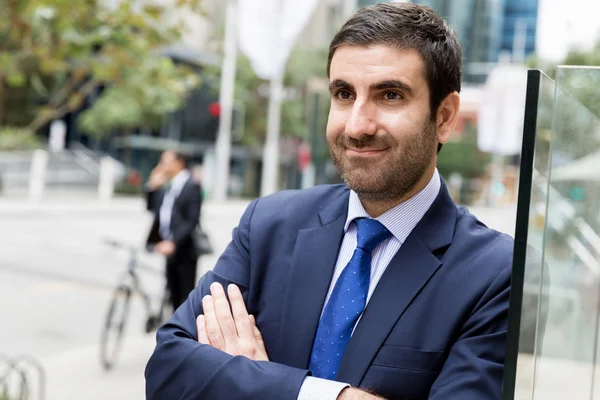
[196,315,210,344]
[228,284,253,340]
[202,294,224,350]
[210,283,238,340]
[248,315,261,339]
[248,314,269,361]
[200,283,269,361]
[250,315,266,351]
[249,315,266,350]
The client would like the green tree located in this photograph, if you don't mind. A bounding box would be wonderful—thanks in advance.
[437,122,491,180]
[527,39,600,118]
[527,39,600,159]
[207,46,329,146]
[0,0,203,137]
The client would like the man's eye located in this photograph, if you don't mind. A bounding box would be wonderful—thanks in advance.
[384,92,402,100]
[336,90,353,100]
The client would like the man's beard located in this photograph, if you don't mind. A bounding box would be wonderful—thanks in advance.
[328,120,437,202]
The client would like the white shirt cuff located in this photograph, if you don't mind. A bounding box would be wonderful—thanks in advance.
[297,376,350,400]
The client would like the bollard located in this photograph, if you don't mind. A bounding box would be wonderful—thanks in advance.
[28,150,48,202]
[98,156,116,202]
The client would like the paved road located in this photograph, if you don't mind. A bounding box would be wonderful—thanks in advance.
[0,192,516,399]
[0,195,249,399]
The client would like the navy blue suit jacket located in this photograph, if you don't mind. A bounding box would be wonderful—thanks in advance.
[145,182,513,399]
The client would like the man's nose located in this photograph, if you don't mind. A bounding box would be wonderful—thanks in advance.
[345,101,377,139]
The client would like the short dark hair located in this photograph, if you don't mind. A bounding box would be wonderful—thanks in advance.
[165,149,190,168]
[327,3,462,121]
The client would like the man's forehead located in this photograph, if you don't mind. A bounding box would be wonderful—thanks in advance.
[329,45,426,89]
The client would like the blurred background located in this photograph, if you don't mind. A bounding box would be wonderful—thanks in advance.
[1,0,599,399]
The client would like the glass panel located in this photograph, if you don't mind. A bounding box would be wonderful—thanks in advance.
[530,66,600,399]
[504,69,555,400]
[505,66,600,400]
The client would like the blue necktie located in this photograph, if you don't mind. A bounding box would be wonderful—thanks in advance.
[309,218,392,380]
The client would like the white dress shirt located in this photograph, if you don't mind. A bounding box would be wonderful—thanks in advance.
[297,169,441,400]
[159,169,191,240]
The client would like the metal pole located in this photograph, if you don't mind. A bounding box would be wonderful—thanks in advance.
[302,90,320,189]
[260,70,284,197]
[213,0,238,201]
[258,0,286,197]
[260,72,285,196]
[512,18,527,64]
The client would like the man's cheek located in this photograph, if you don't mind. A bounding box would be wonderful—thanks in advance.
[326,118,345,142]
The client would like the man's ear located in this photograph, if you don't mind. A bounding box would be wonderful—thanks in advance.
[436,92,460,146]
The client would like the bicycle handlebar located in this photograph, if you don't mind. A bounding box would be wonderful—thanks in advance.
[103,238,162,274]
[103,238,153,253]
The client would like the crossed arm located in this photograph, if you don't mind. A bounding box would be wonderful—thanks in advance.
[147,265,511,400]
[195,282,384,400]
[144,199,383,400]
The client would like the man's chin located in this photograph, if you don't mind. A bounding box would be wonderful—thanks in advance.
[343,176,385,195]
[342,173,408,201]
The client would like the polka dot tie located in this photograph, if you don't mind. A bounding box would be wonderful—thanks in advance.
[308,218,392,380]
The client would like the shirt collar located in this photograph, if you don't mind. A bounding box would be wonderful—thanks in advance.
[344,169,441,244]
[170,169,191,193]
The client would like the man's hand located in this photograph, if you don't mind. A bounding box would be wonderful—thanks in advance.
[155,240,176,256]
[337,388,386,400]
[196,283,269,361]
[147,166,167,191]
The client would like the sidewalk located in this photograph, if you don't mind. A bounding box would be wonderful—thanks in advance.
[41,333,156,400]
[0,192,515,235]
[0,193,252,217]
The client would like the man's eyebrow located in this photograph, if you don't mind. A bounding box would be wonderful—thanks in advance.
[370,80,414,96]
[328,79,354,93]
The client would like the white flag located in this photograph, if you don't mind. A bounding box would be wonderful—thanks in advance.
[237,0,320,80]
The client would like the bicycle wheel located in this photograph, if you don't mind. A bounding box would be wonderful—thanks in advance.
[99,284,132,371]
[145,287,172,333]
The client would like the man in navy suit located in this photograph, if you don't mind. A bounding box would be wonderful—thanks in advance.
[145,3,513,399]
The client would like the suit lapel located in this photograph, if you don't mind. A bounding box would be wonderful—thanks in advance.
[335,235,442,385]
[336,183,458,385]
[173,177,191,206]
[278,190,350,369]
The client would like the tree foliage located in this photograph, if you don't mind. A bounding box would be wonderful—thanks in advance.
[527,39,600,159]
[527,39,600,116]
[206,46,330,146]
[0,0,203,137]
[0,125,41,150]
[437,123,491,180]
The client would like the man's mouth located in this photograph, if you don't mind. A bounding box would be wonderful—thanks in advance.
[345,147,387,157]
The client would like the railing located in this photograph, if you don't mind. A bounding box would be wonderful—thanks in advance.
[69,142,101,175]
[70,142,126,183]
[0,152,34,187]
[0,144,126,189]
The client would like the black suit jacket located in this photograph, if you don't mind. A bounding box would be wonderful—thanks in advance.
[146,177,203,258]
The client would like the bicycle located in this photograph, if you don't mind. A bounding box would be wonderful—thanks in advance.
[99,239,171,371]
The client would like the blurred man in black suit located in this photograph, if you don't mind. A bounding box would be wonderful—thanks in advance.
[146,150,203,311]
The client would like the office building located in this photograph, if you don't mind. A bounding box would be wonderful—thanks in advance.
[357,0,538,83]
[501,0,538,62]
